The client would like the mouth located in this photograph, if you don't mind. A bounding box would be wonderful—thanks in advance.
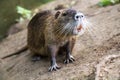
[77,25,82,32]
[72,24,84,35]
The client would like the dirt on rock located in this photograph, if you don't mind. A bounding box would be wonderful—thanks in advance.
[0,0,120,80]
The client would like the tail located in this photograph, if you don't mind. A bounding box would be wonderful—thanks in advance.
[2,45,28,59]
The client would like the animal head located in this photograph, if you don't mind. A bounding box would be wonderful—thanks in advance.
[54,9,86,37]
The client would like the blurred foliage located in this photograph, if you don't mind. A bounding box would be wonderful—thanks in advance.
[98,0,120,6]
[16,6,32,22]
[0,0,53,40]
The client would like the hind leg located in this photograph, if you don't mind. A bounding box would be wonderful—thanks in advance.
[30,47,45,61]
[32,54,41,61]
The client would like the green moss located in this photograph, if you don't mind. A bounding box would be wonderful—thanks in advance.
[98,0,120,7]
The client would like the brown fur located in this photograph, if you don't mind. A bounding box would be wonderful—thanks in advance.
[27,9,77,56]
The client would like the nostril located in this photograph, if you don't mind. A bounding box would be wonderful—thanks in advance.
[76,16,80,19]
[81,15,84,18]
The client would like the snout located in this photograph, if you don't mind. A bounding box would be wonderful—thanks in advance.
[74,12,84,21]
[72,12,85,35]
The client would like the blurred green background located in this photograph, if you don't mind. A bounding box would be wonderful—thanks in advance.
[0,0,52,40]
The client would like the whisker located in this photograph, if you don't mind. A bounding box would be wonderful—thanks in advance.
[55,23,68,39]
[62,23,71,39]
[54,25,64,34]
[63,24,72,39]
[85,19,105,41]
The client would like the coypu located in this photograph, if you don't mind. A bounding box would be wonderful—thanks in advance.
[2,8,86,71]
[27,9,86,71]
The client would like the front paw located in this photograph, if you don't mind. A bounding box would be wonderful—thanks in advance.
[64,55,75,64]
[49,63,61,71]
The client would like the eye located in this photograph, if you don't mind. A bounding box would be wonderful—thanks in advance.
[62,12,67,16]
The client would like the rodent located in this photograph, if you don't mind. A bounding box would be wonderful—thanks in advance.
[2,8,86,71]
[28,9,85,71]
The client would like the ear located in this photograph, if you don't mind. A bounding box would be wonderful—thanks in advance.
[55,11,61,19]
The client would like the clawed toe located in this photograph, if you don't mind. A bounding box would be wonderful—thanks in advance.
[49,64,60,71]
[64,55,75,64]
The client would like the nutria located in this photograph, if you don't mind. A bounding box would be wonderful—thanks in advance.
[2,9,86,71]
[27,9,86,71]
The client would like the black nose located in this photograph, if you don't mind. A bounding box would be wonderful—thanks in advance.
[76,15,84,19]
[81,15,84,17]
[74,13,84,21]
[76,15,80,19]
[75,15,80,20]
